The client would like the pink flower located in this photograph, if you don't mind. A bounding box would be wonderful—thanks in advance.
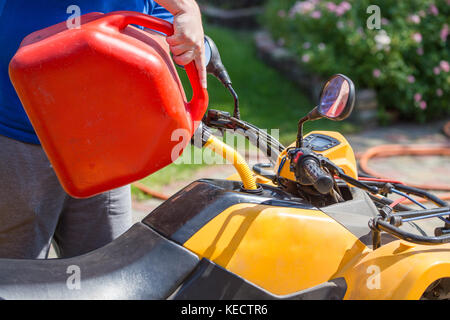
[441,24,449,42]
[302,54,310,63]
[373,69,381,78]
[333,2,352,16]
[326,2,337,11]
[381,18,389,25]
[436,89,443,97]
[440,60,450,73]
[414,93,422,102]
[439,60,450,72]
[289,1,315,17]
[340,1,351,11]
[417,47,424,55]
[407,75,415,83]
[412,32,422,43]
[310,10,322,19]
[408,15,421,24]
[418,10,426,17]
[429,4,439,16]
[303,42,311,49]
[419,101,427,110]
[434,66,441,75]
[335,7,345,16]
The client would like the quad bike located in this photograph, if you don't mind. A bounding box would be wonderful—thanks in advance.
[0,36,448,300]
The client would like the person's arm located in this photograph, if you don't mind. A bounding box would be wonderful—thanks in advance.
[154,0,206,88]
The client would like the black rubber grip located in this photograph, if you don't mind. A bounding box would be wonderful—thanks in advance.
[302,159,334,194]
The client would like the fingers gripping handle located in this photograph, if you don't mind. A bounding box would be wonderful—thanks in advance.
[107,11,208,128]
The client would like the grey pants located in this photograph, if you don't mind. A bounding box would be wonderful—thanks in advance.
[0,134,132,259]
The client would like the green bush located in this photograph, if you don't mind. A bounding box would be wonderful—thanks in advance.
[198,0,267,10]
[263,0,449,122]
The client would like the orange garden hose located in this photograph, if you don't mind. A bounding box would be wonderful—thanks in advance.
[132,182,170,200]
[357,144,450,202]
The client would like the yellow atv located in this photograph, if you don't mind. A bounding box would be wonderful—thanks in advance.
[171,37,450,300]
[182,75,450,300]
[0,37,448,301]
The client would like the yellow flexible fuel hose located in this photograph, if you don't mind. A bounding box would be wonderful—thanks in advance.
[204,135,258,190]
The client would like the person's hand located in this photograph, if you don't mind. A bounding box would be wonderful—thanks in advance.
[163,1,207,88]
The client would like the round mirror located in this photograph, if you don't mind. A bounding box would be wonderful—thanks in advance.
[204,37,212,69]
[318,74,355,121]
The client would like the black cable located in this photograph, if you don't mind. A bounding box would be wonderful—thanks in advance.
[393,183,448,208]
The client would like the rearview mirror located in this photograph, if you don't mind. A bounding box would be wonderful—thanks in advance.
[296,74,355,147]
[318,74,355,121]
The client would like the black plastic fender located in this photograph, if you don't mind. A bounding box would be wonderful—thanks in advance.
[0,223,199,300]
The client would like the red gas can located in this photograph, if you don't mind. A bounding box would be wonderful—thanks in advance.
[9,11,208,198]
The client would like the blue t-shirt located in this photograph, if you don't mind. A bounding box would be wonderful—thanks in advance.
[0,0,173,144]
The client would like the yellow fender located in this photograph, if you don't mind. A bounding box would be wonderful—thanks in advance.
[340,240,450,299]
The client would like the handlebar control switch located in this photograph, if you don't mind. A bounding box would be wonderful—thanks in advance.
[288,148,334,194]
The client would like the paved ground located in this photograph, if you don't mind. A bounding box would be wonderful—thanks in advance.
[349,120,449,187]
[346,120,449,235]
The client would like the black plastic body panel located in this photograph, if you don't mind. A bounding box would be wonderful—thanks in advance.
[172,259,347,300]
[0,223,199,300]
[143,179,314,244]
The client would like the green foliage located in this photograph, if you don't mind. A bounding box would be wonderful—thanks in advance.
[133,24,356,196]
[183,24,319,145]
[264,0,449,122]
[198,0,267,10]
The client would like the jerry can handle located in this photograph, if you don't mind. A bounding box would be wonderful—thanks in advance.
[106,11,208,128]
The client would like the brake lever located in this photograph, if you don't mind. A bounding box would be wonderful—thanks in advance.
[322,158,379,194]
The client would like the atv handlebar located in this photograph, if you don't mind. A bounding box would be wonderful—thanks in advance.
[302,158,334,194]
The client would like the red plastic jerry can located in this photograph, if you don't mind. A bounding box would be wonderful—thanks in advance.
[9,11,208,198]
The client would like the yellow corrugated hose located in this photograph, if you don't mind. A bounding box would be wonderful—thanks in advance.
[204,135,258,190]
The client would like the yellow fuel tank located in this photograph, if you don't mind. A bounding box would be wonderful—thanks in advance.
[183,203,368,295]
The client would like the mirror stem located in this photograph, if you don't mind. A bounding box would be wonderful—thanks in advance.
[215,70,240,120]
[226,83,240,120]
[296,107,321,148]
[296,116,309,148]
